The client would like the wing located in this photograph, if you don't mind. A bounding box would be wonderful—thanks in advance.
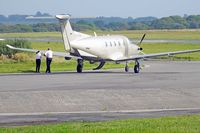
[117,49,200,62]
[6,45,81,59]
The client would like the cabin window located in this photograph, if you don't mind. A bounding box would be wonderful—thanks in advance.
[114,41,117,46]
[105,42,108,47]
[118,41,121,46]
[110,42,112,47]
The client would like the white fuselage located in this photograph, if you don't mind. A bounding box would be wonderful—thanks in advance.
[71,35,140,61]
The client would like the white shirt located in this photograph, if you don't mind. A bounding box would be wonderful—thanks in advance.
[45,50,53,58]
[36,52,42,59]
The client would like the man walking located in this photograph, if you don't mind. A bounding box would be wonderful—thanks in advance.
[44,48,53,73]
[35,51,42,73]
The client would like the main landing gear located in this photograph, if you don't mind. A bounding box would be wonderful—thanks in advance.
[125,60,140,73]
[76,60,106,73]
[77,59,83,73]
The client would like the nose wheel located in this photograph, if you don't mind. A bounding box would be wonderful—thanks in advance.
[77,59,83,73]
[125,62,129,72]
[134,60,140,73]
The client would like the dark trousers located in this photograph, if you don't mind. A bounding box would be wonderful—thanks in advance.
[36,59,41,72]
[46,58,52,73]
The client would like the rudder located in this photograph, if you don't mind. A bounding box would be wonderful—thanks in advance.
[56,14,73,52]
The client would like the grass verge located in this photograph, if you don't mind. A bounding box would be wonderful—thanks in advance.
[0,115,200,133]
[0,59,125,73]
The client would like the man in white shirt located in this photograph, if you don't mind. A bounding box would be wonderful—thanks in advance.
[44,48,53,73]
[36,51,42,73]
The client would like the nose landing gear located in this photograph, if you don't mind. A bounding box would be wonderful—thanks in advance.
[134,60,140,73]
[125,62,129,72]
[125,60,140,73]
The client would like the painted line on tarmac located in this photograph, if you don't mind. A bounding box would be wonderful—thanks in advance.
[0,108,200,116]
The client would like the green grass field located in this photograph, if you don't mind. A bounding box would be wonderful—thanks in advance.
[0,59,125,73]
[114,29,200,40]
[142,43,200,60]
[1,115,200,133]
[1,29,200,40]
[0,32,61,38]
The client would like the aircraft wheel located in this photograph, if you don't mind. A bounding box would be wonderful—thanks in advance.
[125,65,129,72]
[134,64,140,73]
[77,64,83,73]
[77,59,83,73]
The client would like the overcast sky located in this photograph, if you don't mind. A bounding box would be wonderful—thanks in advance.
[0,0,199,18]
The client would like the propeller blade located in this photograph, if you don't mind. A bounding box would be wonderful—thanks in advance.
[137,33,146,46]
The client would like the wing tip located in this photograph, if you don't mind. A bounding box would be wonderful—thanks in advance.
[6,44,14,49]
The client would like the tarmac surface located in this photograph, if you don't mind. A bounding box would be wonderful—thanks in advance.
[0,61,200,126]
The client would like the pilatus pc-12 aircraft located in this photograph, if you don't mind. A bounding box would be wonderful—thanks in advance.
[7,14,200,73]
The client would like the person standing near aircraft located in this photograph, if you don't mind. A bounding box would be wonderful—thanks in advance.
[35,50,42,73]
[44,48,53,73]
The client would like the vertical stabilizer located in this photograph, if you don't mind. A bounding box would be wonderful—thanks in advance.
[56,14,91,52]
[56,14,73,52]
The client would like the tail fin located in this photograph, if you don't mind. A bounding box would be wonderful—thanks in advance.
[56,14,74,52]
[56,14,91,52]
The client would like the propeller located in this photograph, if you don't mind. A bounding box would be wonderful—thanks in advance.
[136,33,146,57]
[137,33,146,46]
[137,33,146,53]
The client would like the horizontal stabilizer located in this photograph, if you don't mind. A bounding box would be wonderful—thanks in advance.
[55,15,71,20]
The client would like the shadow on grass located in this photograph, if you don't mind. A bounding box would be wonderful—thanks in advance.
[21,70,35,73]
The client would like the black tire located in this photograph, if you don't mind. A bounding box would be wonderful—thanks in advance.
[77,64,83,73]
[77,59,83,73]
[125,66,129,72]
[134,65,140,73]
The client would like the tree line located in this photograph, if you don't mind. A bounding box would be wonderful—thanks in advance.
[0,15,199,32]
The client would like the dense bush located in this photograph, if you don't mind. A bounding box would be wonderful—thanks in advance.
[0,54,6,61]
[0,39,31,56]
[13,53,30,62]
